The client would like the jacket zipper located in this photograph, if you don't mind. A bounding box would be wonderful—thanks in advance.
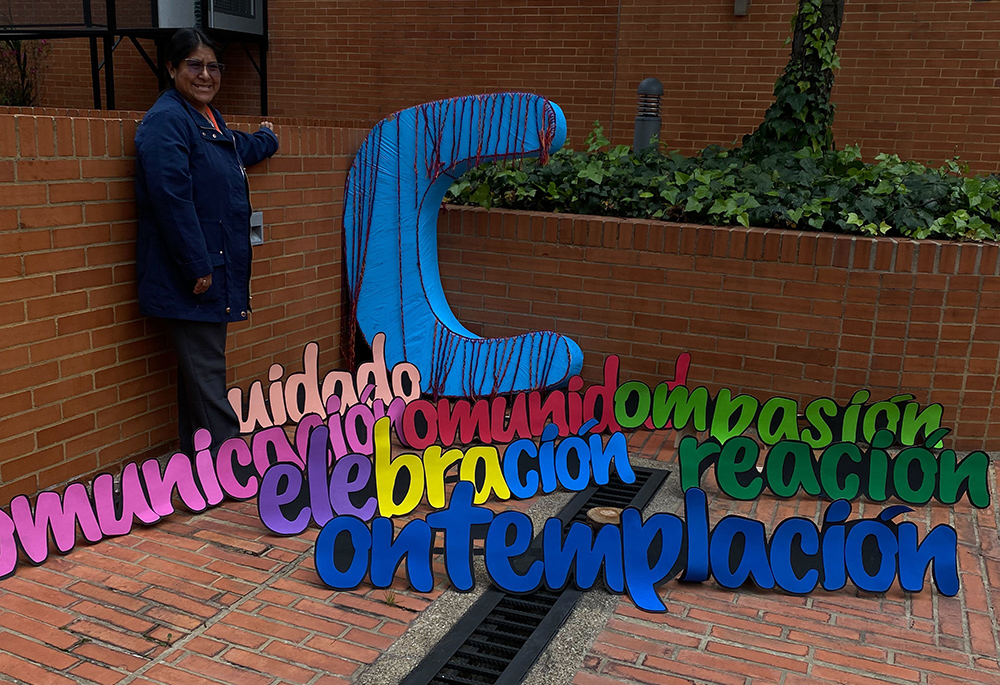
[202,120,253,317]
[232,139,253,315]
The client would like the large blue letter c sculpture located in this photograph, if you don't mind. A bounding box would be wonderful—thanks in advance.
[343,93,583,398]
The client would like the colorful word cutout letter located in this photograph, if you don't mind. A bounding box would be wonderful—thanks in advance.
[343,93,583,397]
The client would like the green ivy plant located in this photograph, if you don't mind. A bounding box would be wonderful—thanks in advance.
[742,0,844,157]
[446,131,1000,241]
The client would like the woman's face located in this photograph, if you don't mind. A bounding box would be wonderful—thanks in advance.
[168,44,221,113]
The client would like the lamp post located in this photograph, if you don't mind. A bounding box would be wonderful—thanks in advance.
[633,77,663,153]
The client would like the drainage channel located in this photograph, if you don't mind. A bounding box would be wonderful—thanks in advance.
[400,466,669,685]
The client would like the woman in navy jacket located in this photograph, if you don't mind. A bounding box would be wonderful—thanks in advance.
[135,28,278,454]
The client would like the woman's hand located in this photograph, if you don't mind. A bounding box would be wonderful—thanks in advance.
[261,121,274,131]
[193,273,212,294]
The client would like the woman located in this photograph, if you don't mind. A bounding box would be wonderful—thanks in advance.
[134,28,279,454]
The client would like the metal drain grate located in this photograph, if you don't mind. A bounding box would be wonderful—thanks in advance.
[428,589,563,685]
[402,466,668,685]
[565,477,647,528]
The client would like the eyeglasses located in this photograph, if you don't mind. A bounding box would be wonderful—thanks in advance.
[184,59,225,76]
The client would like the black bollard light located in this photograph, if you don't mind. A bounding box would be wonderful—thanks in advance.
[633,77,663,153]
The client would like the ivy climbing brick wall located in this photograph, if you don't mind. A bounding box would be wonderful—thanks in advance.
[28,0,1000,172]
[0,109,360,502]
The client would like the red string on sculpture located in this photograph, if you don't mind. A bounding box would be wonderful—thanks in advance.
[539,101,557,165]
[344,123,383,370]
[395,117,408,360]
[346,93,569,397]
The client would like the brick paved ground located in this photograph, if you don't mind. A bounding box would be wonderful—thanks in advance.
[0,430,997,685]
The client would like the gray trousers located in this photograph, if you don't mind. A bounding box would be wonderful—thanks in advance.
[164,319,239,455]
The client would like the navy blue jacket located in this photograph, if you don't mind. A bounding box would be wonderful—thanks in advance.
[134,89,279,322]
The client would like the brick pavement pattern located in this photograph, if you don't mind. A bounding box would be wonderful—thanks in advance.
[0,431,997,685]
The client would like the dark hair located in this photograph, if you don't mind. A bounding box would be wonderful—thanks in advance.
[165,27,220,77]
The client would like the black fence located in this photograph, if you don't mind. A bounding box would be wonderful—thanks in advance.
[0,0,268,113]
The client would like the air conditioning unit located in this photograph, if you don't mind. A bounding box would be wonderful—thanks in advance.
[146,0,263,36]
[149,0,197,29]
[206,0,263,36]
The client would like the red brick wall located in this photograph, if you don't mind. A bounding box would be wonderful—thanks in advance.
[437,204,1000,454]
[27,0,1000,171]
[1,0,89,25]
[0,109,364,502]
[611,0,1000,170]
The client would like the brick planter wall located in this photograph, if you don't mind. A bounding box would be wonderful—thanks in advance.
[3,106,999,501]
[0,110,364,502]
[438,205,1000,453]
